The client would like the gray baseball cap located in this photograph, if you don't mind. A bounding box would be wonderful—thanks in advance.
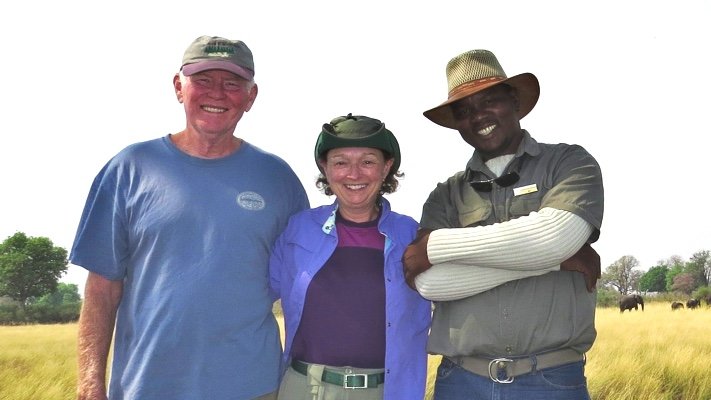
[181,36,254,80]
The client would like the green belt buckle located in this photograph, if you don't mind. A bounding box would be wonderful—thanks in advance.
[344,373,368,389]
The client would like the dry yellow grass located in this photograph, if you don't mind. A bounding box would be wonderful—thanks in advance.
[1,302,709,400]
[586,302,711,400]
[0,324,77,400]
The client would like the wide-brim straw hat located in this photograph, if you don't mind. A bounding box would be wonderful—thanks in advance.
[424,49,540,129]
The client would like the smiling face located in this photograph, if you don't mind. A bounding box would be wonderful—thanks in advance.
[450,84,524,161]
[173,69,258,139]
[320,147,394,222]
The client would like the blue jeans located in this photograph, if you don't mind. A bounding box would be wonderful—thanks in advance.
[433,357,591,400]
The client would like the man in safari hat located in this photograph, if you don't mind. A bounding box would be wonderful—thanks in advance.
[403,49,604,399]
[71,35,308,400]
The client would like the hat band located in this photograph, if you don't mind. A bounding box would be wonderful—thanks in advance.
[181,60,254,80]
[448,76,506,99]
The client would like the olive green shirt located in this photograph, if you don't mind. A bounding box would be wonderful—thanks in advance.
[420,131,604,357]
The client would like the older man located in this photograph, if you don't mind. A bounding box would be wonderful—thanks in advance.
[72,36,308,400]
[404,49,604,399]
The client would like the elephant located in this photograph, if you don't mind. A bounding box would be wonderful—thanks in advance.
[619,294,644,312]
[686,299,701,309]
[671,301,684,310]
[705,295,711,307]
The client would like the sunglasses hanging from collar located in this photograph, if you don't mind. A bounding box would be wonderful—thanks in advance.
[469,171,520,192]
[468,156,524,192]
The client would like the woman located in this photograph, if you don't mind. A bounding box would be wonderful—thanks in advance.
[269,114,431,399]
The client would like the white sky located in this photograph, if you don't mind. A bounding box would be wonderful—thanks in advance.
[2,1,709,295]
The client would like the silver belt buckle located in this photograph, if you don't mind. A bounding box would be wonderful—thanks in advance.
[488,358,514,383]
[344,373,368,389]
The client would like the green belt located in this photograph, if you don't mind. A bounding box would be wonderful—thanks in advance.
[291,359,385,389]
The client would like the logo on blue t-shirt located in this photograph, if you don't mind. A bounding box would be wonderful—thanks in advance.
[236,191,265,211]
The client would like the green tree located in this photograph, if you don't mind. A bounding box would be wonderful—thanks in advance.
[664,255,686,292]
[692,286,710,304]
[0,232,68,307]
[686,250,710,288]
[601,255,642,295]
[639,265,668,293]
[32,282,81,306]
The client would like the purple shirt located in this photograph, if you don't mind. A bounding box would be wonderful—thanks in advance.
[291,213,386,368]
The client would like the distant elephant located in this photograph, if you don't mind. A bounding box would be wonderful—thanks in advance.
[686,299,701,309]
[705,295,711,307]
[619,294,644,312]
[671,301,684,310]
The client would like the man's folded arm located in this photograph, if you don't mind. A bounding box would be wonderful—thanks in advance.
[427,208,592,268]
[415,208,593,301]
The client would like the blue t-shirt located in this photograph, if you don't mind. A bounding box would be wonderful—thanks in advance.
[70,135,309,399]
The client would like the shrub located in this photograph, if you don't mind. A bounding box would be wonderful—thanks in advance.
[596,287,618,308]
[0,303,80,325]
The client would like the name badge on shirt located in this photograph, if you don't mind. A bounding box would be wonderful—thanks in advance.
[514,184,538,196]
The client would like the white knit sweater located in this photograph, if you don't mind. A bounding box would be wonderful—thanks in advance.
[415,207,593,301]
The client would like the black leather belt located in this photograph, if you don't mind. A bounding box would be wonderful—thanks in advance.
[448,348,584,383]
[291,359,385,389]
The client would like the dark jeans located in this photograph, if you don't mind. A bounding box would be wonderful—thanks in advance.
[433,357,591,400]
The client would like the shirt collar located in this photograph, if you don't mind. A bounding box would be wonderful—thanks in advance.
[320,197,391,234]
[465,129,540,175]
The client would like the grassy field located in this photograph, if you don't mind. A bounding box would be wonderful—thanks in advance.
[1,302,709,400]
[0,324,77,399]
[584,303,711,400]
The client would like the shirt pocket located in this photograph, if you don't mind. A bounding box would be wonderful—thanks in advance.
[457,203,492,227]
[509,190,543,218]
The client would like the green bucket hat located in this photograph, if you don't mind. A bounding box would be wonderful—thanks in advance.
[314,113,401,173]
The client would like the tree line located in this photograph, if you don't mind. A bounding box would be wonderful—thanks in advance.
[0,232,79,324]
[2,231,710,323]
[597,251,711,307]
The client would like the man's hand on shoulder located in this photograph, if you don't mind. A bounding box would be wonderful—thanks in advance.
[560,242,601,292]
[403,228,434,290]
